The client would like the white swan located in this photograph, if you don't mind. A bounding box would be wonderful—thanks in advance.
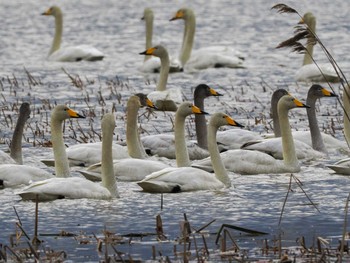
[139,8,182,73]
[142,85,223,160]
[140,45,183,111]
[170,8,245,72]
[42,6,104,62]
[243,85,341,158]
[79,95,169,182]
[18,113,119,201]
[192,95,309,174]
[137,112,243,193]
[0,102,31,165]
[0,105,83,188]
[295,12,340,83]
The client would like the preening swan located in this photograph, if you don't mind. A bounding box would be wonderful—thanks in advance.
[295,12,340,83]
[18,113,119,201]
[0,102,31,165]
[141,85,222,160]
[192,95,309,174]
[137,112,243,193]
[140,8,182,73]
[0,105,83,188]
[42,6,104,62]
[170,8,245,72]
[140,45,183,111]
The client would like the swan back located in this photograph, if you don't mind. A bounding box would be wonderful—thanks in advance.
[10,102,31,164]
[101,113,118,197]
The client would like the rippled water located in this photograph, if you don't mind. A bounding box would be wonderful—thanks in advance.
[1,0,350,262]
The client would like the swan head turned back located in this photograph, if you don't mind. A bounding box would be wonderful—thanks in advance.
[51,105,85,122]
[177,101,208,117]
[308,84,337,100]
[140,45,168,59]
[142,8,154,21]
[299,12,316,27]
[42,6,62,17]
[209,112,244,129]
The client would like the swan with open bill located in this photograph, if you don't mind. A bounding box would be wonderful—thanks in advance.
[137,112,244,193]
[42,6,104,62]
[140,45,183,111]
[170,8,245,72]
[0,104,83,188]
[139,8,182,73]
[18,113,119,201]
[295,12,340,83]
[192,94,310,174]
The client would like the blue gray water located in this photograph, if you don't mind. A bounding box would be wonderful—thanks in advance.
[1,0,350,262]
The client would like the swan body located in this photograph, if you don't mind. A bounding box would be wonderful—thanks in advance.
[42,6,104,62]
[137,113,243,193]
[18,113,119,201]
[170,8,244,72]
[0,151,16,165]
[216,129,264,150]
[295,12,340,83]
[327,158,350,175]
[140,8,182,73]
[140,45,183,111]
[192,95,309,174]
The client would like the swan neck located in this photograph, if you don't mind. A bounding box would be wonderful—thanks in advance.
[271,99,281,137]
[194,96,208,149]
[306,96,326,152]
[51,116,70,178]
[303,20,316,65]
[208,123,231,187]
[10,111,27,164]
[126,101,146,158]
[144,16,153,62]
[156,53,170,91]
[343,86,350,145]
[181,14,195,66]
[50,12,63,55]
[101,122,119,197]
[175,113,190,167]
[278,106,299,167]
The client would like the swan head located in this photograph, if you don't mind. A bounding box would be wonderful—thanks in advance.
[278,95,310,111]
[210,112,244,129]
[51,105,85,122]
[142,8,154,21]
[19,102,31,121]
[194,84,223,98]
[139,45,168,59]
[101,113,115,132]
[308,84,337,99]
[170,8,194,21]
[299,12,315,26]
[134,93,157,109]
[42,6,62,17]
[177,101,208,117]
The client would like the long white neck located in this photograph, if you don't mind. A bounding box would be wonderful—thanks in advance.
[101,116,119,197]
[194,95,208,149]
[180,11,195,66]
[343,85,350,145]
[306,96,326,153]
[51,116,70,178]
[156,51,170,91]
[278,105,299,167]
[175,112,190,167]
[207,122,231,187]
[50,11,63,55]
[303,17,316,65]
[144,14,153,62]
[126,99,146,159]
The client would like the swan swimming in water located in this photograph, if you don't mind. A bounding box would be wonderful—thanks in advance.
[137,112,244,193]
[42,6,104,62]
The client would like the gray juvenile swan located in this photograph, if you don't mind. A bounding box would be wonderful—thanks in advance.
[42,6,104,62]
